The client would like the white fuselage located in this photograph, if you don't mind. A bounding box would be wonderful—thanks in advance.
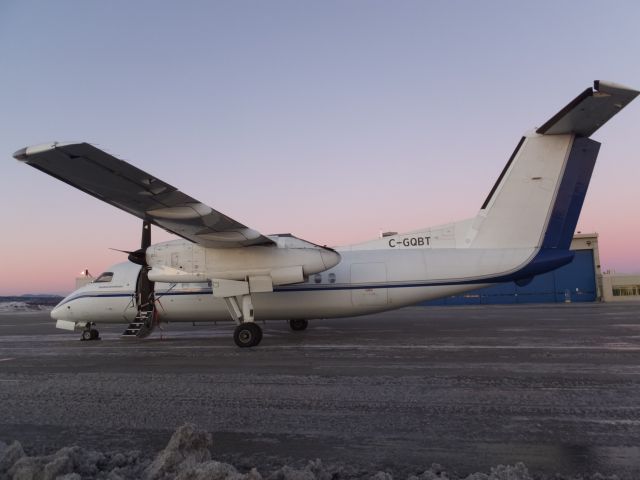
[52,229,541,325]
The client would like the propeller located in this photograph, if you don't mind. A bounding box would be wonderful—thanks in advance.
[134,221,155,314]
[127,222,151,266]
[110,221,157,337]
[110,222,152,266]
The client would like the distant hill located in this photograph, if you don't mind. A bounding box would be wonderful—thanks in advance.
[19,293,64,298]
[0,295,64,306]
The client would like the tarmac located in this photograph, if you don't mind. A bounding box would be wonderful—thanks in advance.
[1,302,639,479]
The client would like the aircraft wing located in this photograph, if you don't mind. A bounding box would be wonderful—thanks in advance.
[537,80,639,137]
[13,142,275,248]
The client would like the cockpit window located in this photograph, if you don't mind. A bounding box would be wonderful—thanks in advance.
[94,272,114,283]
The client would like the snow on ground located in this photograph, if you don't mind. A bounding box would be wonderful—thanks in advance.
[0,424,617,480]
[0,301,53,313]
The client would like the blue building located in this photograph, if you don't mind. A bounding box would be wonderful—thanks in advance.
[424,233,600,305]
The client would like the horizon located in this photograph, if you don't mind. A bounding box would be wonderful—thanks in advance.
[2,1,639,295]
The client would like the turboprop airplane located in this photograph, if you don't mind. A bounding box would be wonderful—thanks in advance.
[13,81,638,347]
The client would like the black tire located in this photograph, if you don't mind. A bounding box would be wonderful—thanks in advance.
[289,319,308,331]
[90,329,99,340]
[81,330,93,341]
[233,323,262,348]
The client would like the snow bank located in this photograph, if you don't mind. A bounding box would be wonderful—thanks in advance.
[0,425,620,480]
[0,439,148,479]
[0,301,52,313]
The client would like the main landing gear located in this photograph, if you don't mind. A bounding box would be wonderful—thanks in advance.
[232,319,309,347]
[289,319,308,331]
[214,279,307,347]
[233,322,263,348]
[81,323,100,341]
[213,278,267,348]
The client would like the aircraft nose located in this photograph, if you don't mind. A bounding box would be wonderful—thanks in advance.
[320,249,341,270]
[50,301,70,320]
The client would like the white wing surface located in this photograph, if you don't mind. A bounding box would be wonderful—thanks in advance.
[13,142,275,248]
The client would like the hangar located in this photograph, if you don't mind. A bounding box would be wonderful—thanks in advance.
[425,233,602,305]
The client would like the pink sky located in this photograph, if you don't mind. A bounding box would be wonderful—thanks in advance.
[1,2,639,295]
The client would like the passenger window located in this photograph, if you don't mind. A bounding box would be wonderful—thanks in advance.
[94,272,114,283]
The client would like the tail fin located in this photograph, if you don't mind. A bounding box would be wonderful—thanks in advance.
[470,81,638,250]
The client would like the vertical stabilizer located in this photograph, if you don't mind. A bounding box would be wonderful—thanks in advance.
[469,81,637,251]
[470,133,577,249]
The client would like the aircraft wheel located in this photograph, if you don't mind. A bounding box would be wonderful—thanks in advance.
[234,322,262,348]
[289,319,308,331]
[90,329,100,340]
[81,330,93,341]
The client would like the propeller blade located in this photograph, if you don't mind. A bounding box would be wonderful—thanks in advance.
[109,248,134,254]
[141,221,151,249]
[128,248,146,266]
[126,221,152,266]
[132,220,156,337]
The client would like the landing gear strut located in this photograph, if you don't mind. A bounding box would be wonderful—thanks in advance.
[212,278,269,348]
[289,319,308,331]
[81,323,100,341]
[233,322,263,348]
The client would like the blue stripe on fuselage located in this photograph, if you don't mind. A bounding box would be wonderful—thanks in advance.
[55,248,574,306]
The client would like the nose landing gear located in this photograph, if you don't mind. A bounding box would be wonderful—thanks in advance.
[81,323,100,341]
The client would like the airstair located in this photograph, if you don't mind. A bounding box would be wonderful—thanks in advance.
[121,310,155,338]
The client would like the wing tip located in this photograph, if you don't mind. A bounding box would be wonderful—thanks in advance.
[12,142,81,161]
[13,147,28,161]
[13,142,59,161]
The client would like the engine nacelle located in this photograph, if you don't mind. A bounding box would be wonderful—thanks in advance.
[146,265,208,283]
[146,235,340,285]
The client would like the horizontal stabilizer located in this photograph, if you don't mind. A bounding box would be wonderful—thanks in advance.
[537,80,639,137]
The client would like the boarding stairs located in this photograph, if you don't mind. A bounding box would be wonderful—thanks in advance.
[121,310,155,339]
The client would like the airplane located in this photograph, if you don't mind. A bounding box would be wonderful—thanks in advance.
[12,80,638,347]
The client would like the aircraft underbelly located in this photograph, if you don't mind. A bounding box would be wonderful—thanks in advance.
[154,283,488,323]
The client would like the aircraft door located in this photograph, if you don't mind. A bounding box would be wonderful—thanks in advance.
[351,263,388,306]
[171,251,181,268]
[192,245,205,277]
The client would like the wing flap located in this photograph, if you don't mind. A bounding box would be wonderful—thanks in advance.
[537,80,639,137]
[14,142,274,248]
